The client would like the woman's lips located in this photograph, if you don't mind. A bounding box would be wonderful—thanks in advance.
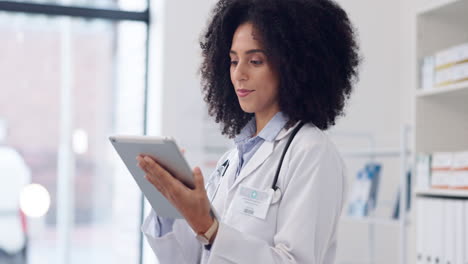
[237,89,254,97]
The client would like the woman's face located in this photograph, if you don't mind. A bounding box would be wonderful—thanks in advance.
[229,23,280,116]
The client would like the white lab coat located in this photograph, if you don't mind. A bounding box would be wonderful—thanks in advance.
[142,122,347,263]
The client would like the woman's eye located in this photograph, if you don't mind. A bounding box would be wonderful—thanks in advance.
[250,60,263,65]
[230,61,238,66]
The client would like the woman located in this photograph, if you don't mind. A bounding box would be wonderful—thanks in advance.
[137,0,360,263]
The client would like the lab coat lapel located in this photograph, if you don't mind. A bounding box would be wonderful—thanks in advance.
[228,121,302,192]
[275,121,301,141]
[225,150,239,190]
[229,140,274,191]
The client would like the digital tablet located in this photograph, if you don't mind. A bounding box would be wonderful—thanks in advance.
[109,135,194,219]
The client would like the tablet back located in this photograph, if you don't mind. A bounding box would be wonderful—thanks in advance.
[109,136,193,219]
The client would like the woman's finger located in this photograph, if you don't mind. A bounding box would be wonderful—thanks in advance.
[193,167,205,192]
[137,156,150,173]
[143,156,187,193]
[138,157,165,192]
[145,174,164,193]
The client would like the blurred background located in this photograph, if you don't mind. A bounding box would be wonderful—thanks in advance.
[0,0,467,264]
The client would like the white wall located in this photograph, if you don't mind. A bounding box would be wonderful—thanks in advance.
[330,0,416,263]
[146,0,416,263]
[147,0,230,171]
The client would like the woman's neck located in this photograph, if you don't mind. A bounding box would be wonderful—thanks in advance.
[253,108,280,137]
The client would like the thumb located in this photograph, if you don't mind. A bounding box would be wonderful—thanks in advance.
[193,167,205,189]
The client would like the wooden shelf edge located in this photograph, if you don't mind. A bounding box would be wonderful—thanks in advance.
[415,188,468,198]
[341,216,409,226]
[416,0,460,15]
[416,80,468,98]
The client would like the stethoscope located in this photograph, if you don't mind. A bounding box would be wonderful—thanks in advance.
[206,121,305,203]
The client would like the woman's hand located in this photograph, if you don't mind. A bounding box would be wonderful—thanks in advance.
[136,155,214,235]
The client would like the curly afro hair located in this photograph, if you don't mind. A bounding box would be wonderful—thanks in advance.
[200,0,361,138]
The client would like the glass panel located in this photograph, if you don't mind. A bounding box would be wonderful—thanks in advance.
[7,0,147,12]
[0,13,62,264]
[70,19,146,263]
[0,12,146,264]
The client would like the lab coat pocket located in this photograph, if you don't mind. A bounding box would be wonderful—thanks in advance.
[224,185,280,242]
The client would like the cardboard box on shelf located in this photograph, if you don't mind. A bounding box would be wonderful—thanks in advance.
[431,152,453,188]
[452,151,468,189]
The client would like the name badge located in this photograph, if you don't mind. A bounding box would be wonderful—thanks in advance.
[233,184,274,220]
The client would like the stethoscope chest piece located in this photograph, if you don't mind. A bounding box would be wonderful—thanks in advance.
[271,188,282,204]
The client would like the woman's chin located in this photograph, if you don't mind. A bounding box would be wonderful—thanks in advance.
[239,104,256,114]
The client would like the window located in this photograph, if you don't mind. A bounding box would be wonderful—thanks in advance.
[4,0,147,12]
[0,2,149,264]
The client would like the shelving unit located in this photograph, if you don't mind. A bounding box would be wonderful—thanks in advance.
[415,0,468,154]
[413,0,468,263]
[333,125,411,264]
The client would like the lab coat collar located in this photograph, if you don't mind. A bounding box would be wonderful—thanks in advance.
[274,121,302,141]
[228,121,302,192]
[234,112,289,144]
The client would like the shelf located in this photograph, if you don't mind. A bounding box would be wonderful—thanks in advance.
[415,188,468,198]
[417,0,468,18]
[414,80,468,153]
[341,216,405,226]
[413,1,468,263]
[416,80,468,99]
[416,0,468,59]
[339,149,411,158]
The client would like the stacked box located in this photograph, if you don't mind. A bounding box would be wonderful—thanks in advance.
[422,42,468,88]
[416,153,431,189]
[431,152,453,188]
[421,56,434,90]
[452,151,468,189]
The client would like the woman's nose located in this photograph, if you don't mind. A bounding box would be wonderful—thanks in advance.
[233,62,248,82]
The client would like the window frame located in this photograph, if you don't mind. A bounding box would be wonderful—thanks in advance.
[0,1,151,264]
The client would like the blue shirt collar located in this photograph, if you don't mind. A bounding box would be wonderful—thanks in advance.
[234,112,289,144]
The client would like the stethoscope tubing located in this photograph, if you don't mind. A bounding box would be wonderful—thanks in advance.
[207,121,305,202]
